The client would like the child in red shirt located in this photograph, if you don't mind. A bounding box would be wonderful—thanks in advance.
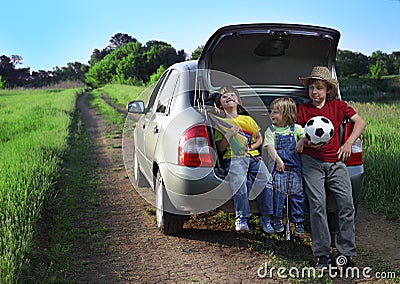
[296,66,366,270]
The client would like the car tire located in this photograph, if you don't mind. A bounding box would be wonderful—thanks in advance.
[133,147,149,188]
[155,171,185,235]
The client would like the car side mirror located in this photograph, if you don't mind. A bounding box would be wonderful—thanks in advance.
[127,100,145,113]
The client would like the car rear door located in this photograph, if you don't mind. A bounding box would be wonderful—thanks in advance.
[144,69,179,171]
[198,23,340,89]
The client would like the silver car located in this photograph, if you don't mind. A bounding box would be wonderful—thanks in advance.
[127,23,364,235]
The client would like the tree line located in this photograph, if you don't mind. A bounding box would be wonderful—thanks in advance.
[1,33,399,89]
[336,50,400,79]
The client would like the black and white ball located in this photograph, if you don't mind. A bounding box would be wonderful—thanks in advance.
[304,116,334,145]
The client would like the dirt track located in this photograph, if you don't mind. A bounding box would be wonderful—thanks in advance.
[72,93,399,283]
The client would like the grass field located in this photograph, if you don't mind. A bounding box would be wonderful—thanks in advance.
[0,88,81,283]
[100,83,147,107]
[351,102,400,220]
[100,83,150,108]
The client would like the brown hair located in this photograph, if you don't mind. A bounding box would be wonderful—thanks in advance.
[306,78,336,101]
[299,66,339,99]
[270,97,298,125]
[215,86,245,114]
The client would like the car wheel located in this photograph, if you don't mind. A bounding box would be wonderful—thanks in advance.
[155,171,185,235]
[133,147,148,188]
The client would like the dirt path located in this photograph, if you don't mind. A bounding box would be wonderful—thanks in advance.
[73,93,399,283]
[355,207,400,270]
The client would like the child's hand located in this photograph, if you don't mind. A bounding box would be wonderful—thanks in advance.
[276,159,285,173]
[337,141,352,161]
[296,138,305,153]
[225,125,240,140]
[227,125,240,136]
[301,137,326,149]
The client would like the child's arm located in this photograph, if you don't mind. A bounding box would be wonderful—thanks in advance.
[296,137,326,152]
[266,145,285,172]
[248,131,263,151]
[296,137,306,153]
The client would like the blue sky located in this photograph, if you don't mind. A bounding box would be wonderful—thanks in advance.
[2,0,400,72]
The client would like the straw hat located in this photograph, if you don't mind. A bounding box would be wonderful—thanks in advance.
[299,66,339,98]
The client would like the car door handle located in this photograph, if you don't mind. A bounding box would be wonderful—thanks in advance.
[153,126,159,134]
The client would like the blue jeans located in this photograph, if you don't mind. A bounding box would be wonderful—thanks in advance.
[225,156,273,219]
[273,171,305,223]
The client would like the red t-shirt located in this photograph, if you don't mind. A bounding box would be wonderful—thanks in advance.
[297,99,357,162]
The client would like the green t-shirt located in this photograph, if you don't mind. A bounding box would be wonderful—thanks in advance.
[214,115,261,159]
[263,124,305,147]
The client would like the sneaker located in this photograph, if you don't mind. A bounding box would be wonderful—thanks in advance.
[335,255,355,270]
[315,255,331,270]
[259,217,274,234]
[295,223,305,235]
[273,220,284,233]
[235,218,249,231]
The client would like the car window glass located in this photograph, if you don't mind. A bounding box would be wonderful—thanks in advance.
[155,69,179,114]
[147,72,168,112]
[168,75,181,112]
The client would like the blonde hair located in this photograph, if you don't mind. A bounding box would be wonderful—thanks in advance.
[270,97,298,125]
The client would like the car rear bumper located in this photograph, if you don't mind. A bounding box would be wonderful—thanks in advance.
[159,163,233,214]
[159,163,265,214]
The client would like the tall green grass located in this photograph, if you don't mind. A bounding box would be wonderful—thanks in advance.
[99,84,147,108]
[351,102,400,221]
[0,88,80,283]
[341,76,400,103]
[87,89,127,131]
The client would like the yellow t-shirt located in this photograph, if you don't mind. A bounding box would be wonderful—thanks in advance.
[214,115,261,159]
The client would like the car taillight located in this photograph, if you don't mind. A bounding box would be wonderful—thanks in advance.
[346,138,363,166]
[178,124,213,167]
[343,121,363,166]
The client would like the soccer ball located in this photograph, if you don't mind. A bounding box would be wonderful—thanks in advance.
[304,116,334,145]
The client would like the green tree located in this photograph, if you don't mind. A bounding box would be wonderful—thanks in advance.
[190,45,204,60]
[11,54,23,66]
[29,70,53,87]
[370,51,391,76]
[336,50,369,78]
[0,75,5,89]
[85,37,186,88]
[0,54,30,87]
[109,33,137,49]
[370,60,387,79]
[388,52,400,75]
[143,40,186,81]
[85,41,144,88]
[88,48,112,66]
[52,62,89,82]
[112,53,145,85]
[149,65,165,85]
[88,33,137,67]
